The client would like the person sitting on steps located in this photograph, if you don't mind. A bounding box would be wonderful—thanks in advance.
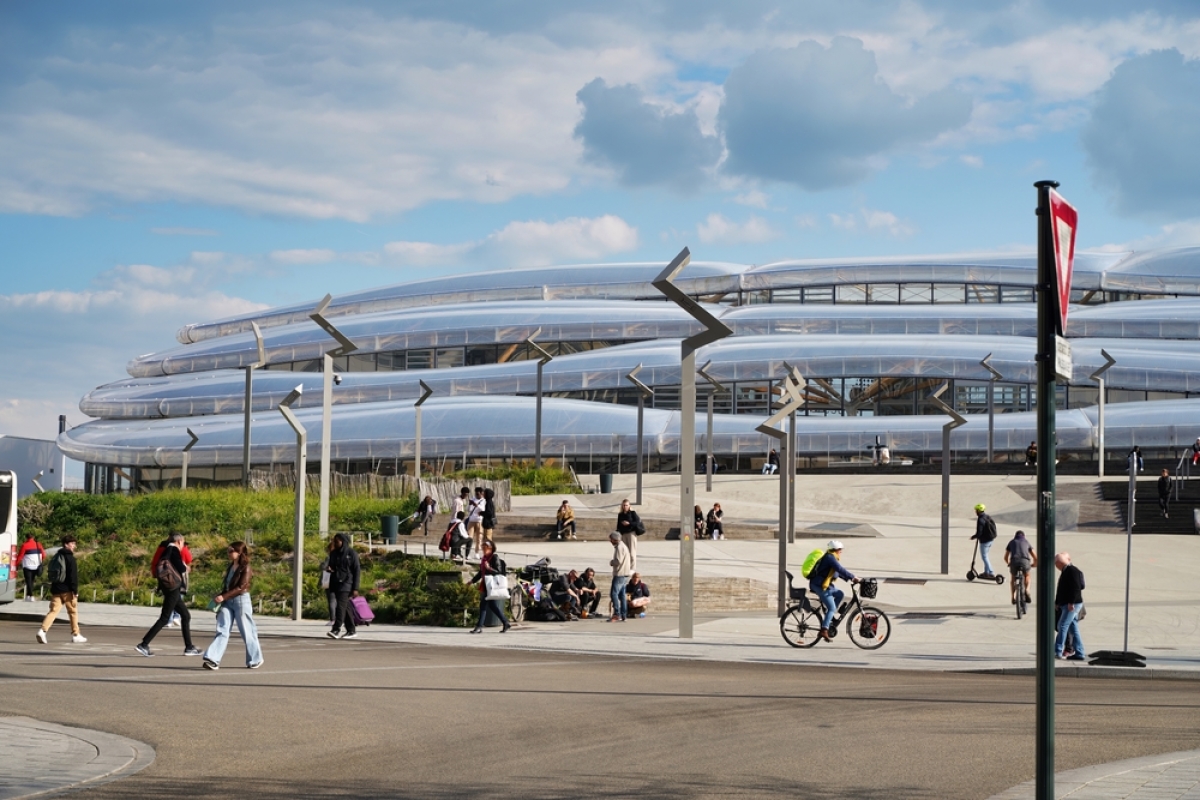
[555,500,577,540]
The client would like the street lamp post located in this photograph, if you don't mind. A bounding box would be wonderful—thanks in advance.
[181,428,199,489]
[697,361,725,493]
[243,322,266,489]
[625,364,654,506]
[310,295,358,539]
[981,353,1003,463]
[278,385,306,621]
[756,370,806,615]
[525,334,554,468]
[652,247,732,639]
[928,383,967,575]
[414,380,433,480]
[1090,349,1116,478]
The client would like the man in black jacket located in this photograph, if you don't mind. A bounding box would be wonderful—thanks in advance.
[971,504,998,578]
[1054,552,1087,661]
[37,535,86,644]
[325,533,361,640]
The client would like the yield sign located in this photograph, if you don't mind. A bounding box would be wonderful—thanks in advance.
[1048,189,1078,334]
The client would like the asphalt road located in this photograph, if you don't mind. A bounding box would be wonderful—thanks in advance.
[5,621,1200,799]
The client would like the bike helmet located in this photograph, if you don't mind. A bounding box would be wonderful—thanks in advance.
[826,539,844,551]
[974,503,986,512]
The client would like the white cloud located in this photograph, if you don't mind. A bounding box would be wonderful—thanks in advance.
[386,215,639,267]
[697,213,779,244]
[828,208,915,237]
[270,249,338,265]
[734,189,770,208]
[960,154,983,168]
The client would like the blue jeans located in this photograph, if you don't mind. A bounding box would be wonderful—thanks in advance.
[1055,603,1085,658]
[204,594,263,667]
[979,541,994,575]
[815,586,844,630]
[610,576,629,619]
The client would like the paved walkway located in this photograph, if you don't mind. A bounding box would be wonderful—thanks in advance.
[5,470,1199,797]
[0,716,153,799]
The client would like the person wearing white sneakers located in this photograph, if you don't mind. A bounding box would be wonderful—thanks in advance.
[37,535,86,644]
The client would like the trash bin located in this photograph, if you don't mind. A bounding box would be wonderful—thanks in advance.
[599,473,613,494]
[381,515,399,545]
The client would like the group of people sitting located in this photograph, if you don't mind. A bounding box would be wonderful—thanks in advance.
[693,503,725,540]
[534,566,651,621]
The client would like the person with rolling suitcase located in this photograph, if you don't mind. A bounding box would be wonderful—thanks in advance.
[324,533,361,641]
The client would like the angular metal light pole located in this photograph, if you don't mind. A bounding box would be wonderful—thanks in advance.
[652,247,732,639]
[526,334,554,467]
[625,363,654,506]
[697,361,725,493]
[310,294,358,538]
[414,380,434,480]
[181,427,199,489]
[31,470,45,493]
[1090,349,1116,478]
[243,321,266,489]
[756,369,806,615]
[928,382,967,575]
[278,385,306,621]
[980,353,1003,463]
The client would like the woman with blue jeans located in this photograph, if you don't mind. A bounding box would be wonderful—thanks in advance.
[202,541,263,670]
[807,540,857,642]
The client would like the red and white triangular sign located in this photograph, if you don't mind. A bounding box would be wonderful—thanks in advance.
[1048,189,1078,333]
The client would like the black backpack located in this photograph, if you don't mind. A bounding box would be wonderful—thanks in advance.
[156,555,183,592]
[47,552,68,585]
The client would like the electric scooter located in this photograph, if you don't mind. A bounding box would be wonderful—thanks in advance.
[965,541,1005,584]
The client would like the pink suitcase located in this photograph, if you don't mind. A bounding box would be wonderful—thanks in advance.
[349,595,375,626]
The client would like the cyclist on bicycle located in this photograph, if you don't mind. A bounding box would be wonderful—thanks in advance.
[808,540,858,641]
[1004,529,1036,606]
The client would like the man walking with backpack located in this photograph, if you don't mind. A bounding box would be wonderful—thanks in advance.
[36,535,86,644]
[136,532,201,658]
[971,503,999,579]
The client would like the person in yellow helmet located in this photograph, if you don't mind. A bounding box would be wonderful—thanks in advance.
[971,504,998,578]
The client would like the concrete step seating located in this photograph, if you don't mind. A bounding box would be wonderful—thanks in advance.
[407,513,774,543]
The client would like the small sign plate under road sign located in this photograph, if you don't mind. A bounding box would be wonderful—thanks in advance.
[1055,335,1073,382]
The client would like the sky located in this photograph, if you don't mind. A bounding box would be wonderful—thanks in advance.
[3,1,1200,447]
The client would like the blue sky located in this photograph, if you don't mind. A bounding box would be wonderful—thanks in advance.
[2,1,1200,443]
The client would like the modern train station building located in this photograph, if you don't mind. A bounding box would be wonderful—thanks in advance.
[59,248,1200,491]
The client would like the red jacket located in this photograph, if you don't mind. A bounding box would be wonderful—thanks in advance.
[17,538,46,569]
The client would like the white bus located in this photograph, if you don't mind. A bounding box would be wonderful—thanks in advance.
[0,471,17,603]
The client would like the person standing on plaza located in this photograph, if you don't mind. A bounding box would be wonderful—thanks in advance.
[467,487,486,556]
[807,540,857,642]
[451,486,469,522]
[971,504,998,578]
[1054,552,1087,661]
[325,533,360,640]
[615,498,642,571]
[16,531,45,602]
[136,532,201,658]
[202,541,263,670]
[36,535,86,644]
[468,540,511,633]
[1003,530,1036,606]
[1158,468,1173,518]
[482,487,497,545]
[608,532,631,622]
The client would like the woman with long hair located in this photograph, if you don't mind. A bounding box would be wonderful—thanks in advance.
[468,540,511,634]
[201,541,264,670]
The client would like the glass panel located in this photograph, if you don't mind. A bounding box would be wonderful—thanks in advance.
[933,284,964,303]
[870,284,900,304]
[734,382,771,416]
[406,349,433,370]
[465,346,497,366]
[803,286,834,304]
[377,352,405,371]
[900,283,933,303]
[294,359,321,373]
[652,385,681,411]
[966,285,999,303]
[836,284,868,303]
[347,353,377,372]
[1001,286,1035,303]
[770,289,801,304]
[435,347,464,369]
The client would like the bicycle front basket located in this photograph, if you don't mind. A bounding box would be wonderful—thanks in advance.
[859,578,878,599]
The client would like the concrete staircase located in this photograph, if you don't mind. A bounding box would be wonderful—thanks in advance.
[1100,477,1200,534]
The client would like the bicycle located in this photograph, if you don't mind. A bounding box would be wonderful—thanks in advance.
[1011,565,1031,620]
[779,571,891,650]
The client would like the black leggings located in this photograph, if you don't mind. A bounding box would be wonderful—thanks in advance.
[142,589,194,649]
[23,568,38,597]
